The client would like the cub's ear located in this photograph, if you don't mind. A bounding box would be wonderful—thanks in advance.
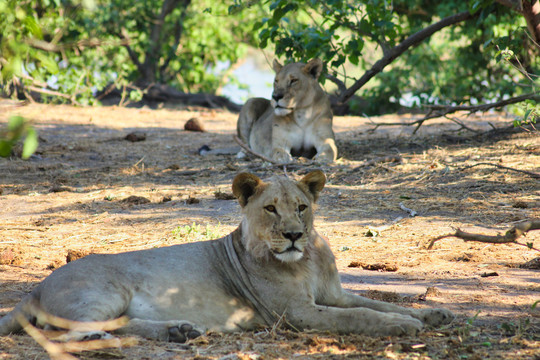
[233,173,263,207]
[303,58,323,79]
[273,59,283,73]
[298,170,326,202]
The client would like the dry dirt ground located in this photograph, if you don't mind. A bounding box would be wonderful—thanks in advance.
[0,101,539,360]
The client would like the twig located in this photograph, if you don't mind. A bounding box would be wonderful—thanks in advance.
[351,155,402,171]
[399,202,418,217]
[427,220,540,251]
[233,135,291,165]
[444,115,481,133]
[460,162,540,179]
[25,85,81,106]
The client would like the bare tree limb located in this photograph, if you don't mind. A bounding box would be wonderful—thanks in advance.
[26,85,81,106]
[427,220,540,251]
[120,28,143,74]
[338,11,477,104]
[460,162,540,179]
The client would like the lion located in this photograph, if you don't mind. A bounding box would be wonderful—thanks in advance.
[237,58,338,164]
[0,171,453,343]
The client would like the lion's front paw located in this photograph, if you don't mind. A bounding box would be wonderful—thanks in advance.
[167,322,202,343]
[374,313,423,336]
[313,151,335,164]
[415,308,455,327]
[271,148,293,164]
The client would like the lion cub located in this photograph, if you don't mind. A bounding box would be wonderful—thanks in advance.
[0,171,452,343]
[237,59,338,164]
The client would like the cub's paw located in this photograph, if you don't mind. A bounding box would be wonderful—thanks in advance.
[415,308,455,327]
[167,322,202,343]
[375,313,424,337]
[271,148,293,164]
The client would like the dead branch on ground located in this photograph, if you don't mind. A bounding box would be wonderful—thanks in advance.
[460,162,540,179]
[351,155,402,171]
[427,220,540,251]
[368,92,540,133]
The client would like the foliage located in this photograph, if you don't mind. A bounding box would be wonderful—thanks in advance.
[0,0,263,104]
[171,222,225,243]
[250,0,539,115]
[0,116,38,159]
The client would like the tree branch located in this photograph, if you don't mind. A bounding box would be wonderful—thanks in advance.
[427,220,540,251]
[338,11,477,105]
[460,162,540,179]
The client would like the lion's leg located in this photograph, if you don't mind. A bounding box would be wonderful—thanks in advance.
[287,302,423,336]
[114,319,203,343]
[333,291,454,327]
[314,137,338,163]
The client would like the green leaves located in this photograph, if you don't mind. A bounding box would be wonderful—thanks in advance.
[0,116,38,159]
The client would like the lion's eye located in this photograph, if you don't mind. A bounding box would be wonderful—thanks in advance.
[264,205,277,213]
[290,78,298,85]
[298,204,308,212]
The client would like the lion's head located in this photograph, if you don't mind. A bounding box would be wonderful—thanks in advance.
[270,58,324,116]
[232,171,326,263]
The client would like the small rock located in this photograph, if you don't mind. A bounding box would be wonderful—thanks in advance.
[184,118,205,132]
[125,132,146,142]
[214,190,235,200]
[66,249,91,263]
[186,196,200,204]
[121,195,151,205]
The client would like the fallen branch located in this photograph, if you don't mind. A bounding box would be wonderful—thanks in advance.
[351,155,402,171]
[460,162,540,179]
[427,220,540,251]
[368,92,540,133]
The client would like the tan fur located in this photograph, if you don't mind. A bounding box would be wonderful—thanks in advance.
[237,59,338,164]
[0,171,453,343]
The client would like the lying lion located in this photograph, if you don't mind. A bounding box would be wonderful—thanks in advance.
[237,59,338,164]
[0,171,453,342]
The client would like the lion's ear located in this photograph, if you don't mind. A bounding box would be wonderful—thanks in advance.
[303,58,323,79]
[233,173,263,207]
[298,170,326,202]
[273,59,283,73]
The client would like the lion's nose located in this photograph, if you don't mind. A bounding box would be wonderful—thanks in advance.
[272,92,284,101]
[283,232,303,242]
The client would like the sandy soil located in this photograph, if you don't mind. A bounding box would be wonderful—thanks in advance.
[0,101,539,359]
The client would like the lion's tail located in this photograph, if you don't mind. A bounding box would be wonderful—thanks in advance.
[0,292,40,336]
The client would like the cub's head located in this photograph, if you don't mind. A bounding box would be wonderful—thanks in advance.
[232,171,326,263]
[270,58,324,116]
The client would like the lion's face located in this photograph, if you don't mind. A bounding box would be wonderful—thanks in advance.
[232,171,326,263]
[270,59,324,116]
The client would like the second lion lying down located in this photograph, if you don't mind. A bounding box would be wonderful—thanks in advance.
[0,171,453,342]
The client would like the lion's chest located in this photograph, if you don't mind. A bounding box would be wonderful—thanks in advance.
[288,109,318,156]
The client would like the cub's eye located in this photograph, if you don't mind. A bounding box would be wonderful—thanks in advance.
[298,204,308,212]
[290,78,298,85]
[264,205,277,213]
